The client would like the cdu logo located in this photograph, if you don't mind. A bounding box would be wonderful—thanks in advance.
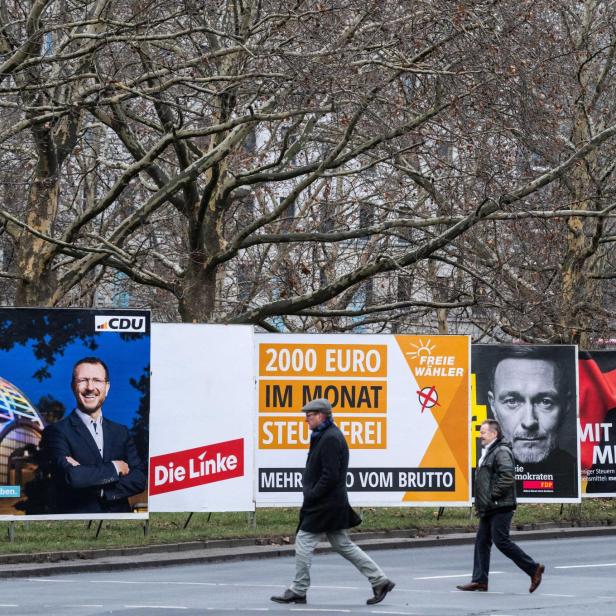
[95,315,146,333]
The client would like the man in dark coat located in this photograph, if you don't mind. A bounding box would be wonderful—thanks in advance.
[457,419,544,593]
[271,398,395,605]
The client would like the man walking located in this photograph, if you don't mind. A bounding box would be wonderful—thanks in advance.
[457,419,544,593]
[271,398,395,605]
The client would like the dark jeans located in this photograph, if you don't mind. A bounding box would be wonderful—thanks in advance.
[472,510,537,584]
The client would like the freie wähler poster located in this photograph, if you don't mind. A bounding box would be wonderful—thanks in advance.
[256,334,470,507]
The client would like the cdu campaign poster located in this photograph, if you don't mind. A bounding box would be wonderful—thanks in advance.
[0,307,150,520]
[256,334,471,507]
[471,345,580,503]
[579,350,616,496]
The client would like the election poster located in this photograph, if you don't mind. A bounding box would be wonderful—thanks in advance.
[0,307,150,520]
[579,350,616,496]
[149,324,254,512]
[256,334,470,507]
[471,345,580,503]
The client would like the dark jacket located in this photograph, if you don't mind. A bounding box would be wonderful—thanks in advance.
[40,411,147,514]
[299,422,361,533]
[475,437,516,518]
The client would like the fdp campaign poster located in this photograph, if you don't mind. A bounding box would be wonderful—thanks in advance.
[579,350,616,496]
[471,345,580,503]
[256,334,470,507]
[149,324,254,512]
[0,308,150,520]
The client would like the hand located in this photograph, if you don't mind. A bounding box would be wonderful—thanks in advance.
[114,460,129,476]
[66,456,80,467]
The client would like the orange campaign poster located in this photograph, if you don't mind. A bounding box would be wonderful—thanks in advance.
[255,334,470,506]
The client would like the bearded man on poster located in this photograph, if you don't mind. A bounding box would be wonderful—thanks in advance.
[40,356,146,514]
[271,398,395,606]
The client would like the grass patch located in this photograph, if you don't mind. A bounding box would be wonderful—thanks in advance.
[0,500,614,555]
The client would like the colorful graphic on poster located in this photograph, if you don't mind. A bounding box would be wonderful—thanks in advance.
[256,334,470,506]
[471,345,580,503]
[579,350,616,496]
[149,324,254,512]
[0,307,150,520]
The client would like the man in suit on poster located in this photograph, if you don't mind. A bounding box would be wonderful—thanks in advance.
[40,356,146,514]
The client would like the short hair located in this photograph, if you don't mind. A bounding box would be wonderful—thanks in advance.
[72,357,109,382]
[482,419,502,439]
[489,346,572,400]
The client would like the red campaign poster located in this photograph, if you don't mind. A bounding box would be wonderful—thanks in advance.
[579,351,616,496]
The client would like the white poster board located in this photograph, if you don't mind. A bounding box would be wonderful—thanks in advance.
[255,334,470,507]
[149,324,255,512]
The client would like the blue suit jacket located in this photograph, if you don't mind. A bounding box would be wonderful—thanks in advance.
[40,411,147,514]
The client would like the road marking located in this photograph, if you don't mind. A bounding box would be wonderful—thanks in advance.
[125,606,188,610]
[372,612,418,615]
[65,605,104,608]
[555,563,616,569]
[92,579,218,586]
[290,610,351,613]
[542,593,575,597]
[450,590,505,595]
[26,579,72,583]
[414,571,503,580]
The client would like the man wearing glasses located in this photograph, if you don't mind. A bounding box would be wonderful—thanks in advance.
[40,356,146,514]
[271,398,395,606]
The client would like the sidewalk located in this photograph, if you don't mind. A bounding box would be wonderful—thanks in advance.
[2,523,616,578]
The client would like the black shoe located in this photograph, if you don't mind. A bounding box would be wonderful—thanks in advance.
[456,582,488,592]
[270,589,307,604]
[367,579,395,605]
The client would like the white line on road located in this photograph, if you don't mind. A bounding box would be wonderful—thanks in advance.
[125,606,188,610]
[91,579,218,585]
[372,612,418,615]
[290,610,351,613]
[542,593,576,597]
[25,578,72,583]
[414,571,503,580]
[555,563,616,569]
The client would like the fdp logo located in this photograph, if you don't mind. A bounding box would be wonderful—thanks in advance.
[95,315,146,333]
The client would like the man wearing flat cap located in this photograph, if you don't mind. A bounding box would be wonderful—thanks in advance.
[271,398,395,606]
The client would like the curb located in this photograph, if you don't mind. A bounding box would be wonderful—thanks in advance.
[2,524,616,579]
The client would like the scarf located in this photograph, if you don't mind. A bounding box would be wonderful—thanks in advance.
[310,416,334,440]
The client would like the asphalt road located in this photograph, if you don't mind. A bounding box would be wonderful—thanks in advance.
[2,535,615,615]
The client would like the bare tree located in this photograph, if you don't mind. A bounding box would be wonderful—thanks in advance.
[0,0,615,339]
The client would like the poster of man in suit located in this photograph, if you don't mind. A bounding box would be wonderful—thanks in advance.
[0,308,150,520]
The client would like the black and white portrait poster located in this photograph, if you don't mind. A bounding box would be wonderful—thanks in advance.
[471,345,580,503]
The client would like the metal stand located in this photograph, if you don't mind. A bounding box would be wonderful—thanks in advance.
[95,520,104,538]
[246,511,256,529]
[436,507,445,521]
[143,520,150,537]
[7,522,14,543]
[183,512,194,529]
